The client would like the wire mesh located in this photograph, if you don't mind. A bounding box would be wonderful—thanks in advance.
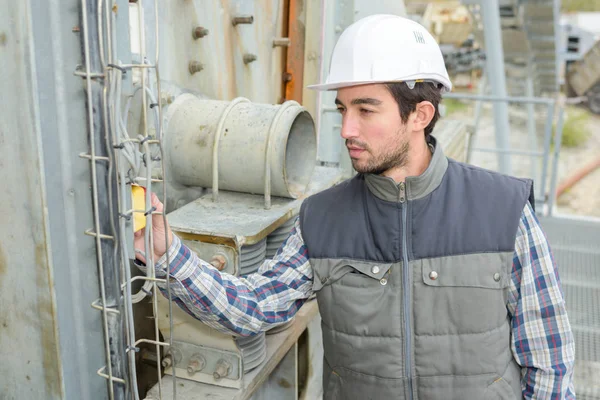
[79,0,176,398]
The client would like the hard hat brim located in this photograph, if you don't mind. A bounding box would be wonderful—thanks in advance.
[307,78,452,92]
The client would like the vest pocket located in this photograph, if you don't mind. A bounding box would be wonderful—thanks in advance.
[413,254,513,339]
[313,260,400,336]
[482,376,514,400]
[324,368,342,400]
[324,365,407,400]
[311,259,392,291]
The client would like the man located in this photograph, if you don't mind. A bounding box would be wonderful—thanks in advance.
[136,14,575,399]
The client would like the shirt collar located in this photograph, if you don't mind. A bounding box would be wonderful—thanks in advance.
[364,136,448,202]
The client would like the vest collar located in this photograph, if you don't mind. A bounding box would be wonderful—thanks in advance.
[364,136,449,202]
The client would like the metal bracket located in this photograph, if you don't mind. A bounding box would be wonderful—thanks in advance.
[163,340,243,389]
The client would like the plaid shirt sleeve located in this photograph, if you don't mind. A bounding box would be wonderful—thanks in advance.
[508,202,576,399]
[138,218,313,336]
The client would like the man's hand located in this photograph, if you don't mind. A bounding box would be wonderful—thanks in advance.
[134,192,173,265]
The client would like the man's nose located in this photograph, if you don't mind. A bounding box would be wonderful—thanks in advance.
[340,115,359,140]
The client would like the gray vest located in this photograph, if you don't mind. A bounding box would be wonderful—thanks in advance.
[299,140,533,400]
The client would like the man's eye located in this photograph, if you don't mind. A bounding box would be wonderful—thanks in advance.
[336,108,345,113]
[360,108,373,114]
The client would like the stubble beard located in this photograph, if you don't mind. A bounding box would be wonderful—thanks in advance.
[348,127,410,175]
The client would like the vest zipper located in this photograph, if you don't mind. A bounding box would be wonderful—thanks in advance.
[399,182,413,400]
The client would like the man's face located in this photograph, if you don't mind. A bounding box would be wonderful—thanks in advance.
[335,84,410,175]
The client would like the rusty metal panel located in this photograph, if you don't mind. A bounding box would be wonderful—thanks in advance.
[284,0,307,103]
[152,0,287,104]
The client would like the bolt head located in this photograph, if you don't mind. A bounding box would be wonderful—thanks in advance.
[193,27,209,39]
[243,54,257,64]
[189,61,204,74]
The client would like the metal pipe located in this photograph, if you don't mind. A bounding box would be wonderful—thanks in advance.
[480,0,511,174]
[525,70,538,182]
[443,92,554,105]
[548,105,566,215]
[165,95,317,200]
[539,102,555,209]
[264,101,300,209]
[470,148,544,157]
[467,73,487,164]
[556,157,600,198]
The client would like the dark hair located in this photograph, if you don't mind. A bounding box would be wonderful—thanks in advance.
[385,82,442,137]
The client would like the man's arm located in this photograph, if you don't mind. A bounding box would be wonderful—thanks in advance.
[136,218,314,337]
[507,202,576,399]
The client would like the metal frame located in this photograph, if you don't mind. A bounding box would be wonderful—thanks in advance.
[77,0,177,398]
[443,92,565,215]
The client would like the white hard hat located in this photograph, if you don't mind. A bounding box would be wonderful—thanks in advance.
[308,14,452,92]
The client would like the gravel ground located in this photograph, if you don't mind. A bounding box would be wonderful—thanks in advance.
[445,103,600,218]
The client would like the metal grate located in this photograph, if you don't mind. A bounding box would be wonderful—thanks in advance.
[539,216,600,398]
[78,0,176,398]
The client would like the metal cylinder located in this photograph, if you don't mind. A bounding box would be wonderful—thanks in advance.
[164,94,317,198]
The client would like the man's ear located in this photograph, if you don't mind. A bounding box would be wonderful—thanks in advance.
[411,101,436,132]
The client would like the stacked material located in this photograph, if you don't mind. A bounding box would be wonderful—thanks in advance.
[240,239,267,276]
[236,332,267,373]
[266,217,296,258]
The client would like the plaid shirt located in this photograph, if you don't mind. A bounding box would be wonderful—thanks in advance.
[140,202,575,399]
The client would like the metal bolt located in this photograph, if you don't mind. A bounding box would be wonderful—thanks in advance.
[187,354,206,375]
[272,38,291,47]
[282,72,292,83]
[161,355,173,369]
[232,15,254,26]
[493,272,501,282]
[213,359,232,380]
[193,27,209,39]
[429,271,438,280]
[189,61,204,75]
[243,54,257,64]
[210,254,227,271]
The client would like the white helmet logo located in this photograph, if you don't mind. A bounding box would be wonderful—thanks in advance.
[414,30,426,44]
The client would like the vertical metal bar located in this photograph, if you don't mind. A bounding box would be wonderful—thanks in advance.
[80,1,117,398]
[467,72,487,164]
[97,0,106,68]
[525,66,538,182]
[135,2,164,398]
[553,0,561,94]
[480,0,511,174]
[547,105,565,216]
[151,0,177,396]
[539,101,555,208]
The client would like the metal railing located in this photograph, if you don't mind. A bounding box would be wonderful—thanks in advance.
[443,92,566,215]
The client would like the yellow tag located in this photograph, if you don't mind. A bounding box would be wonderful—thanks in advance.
[132,185,146,232]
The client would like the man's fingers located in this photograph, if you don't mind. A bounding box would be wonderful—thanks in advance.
[150,192,164,213]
